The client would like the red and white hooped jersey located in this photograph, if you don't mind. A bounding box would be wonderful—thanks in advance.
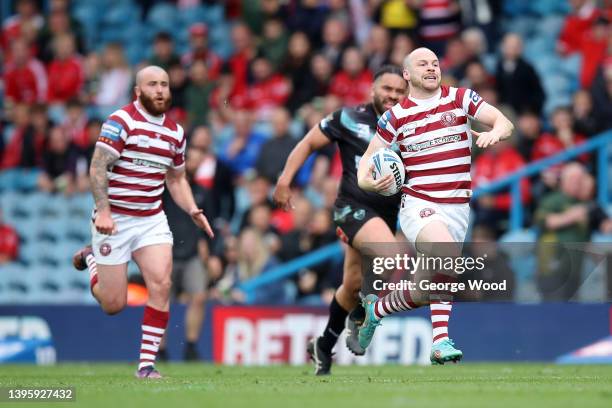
[96,101,185,217]
[376,85,486,204]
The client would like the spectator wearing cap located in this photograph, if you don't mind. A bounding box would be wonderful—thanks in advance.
[149,32,180,71]
[181,23,222,81]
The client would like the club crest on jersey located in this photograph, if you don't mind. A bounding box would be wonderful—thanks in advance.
[440,111,457,126]
[100,243,112,256]
[419,208,436,218]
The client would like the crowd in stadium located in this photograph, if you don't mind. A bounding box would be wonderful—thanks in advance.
[1,0,611,305]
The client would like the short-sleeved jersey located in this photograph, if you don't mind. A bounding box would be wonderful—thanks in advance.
[96,101,185,217]
[319,103,401,217]
[377,85,485,204]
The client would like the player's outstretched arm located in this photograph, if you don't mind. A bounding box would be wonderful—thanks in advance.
[472,103,514,149]
[357,135,394,193]
[90,146,119,235]
[273,125,331,211]
[166,166,214,238]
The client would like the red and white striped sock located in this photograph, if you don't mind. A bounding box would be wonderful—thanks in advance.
[138,305,169,370]
[374,289,418,320]
[85,253,98,293]
[430,301,452,344]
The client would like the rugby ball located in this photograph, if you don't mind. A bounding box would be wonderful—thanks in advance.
[369,148,405,196]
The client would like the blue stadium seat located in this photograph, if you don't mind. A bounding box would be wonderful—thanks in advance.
[13,216,42,244]
[177,5,208,27]
[147,3,178,32]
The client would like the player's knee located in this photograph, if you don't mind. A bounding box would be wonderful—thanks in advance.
[101,298,126,315]
[149,277,172,297]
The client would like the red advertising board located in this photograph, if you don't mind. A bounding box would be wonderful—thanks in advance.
[212,306,433,365]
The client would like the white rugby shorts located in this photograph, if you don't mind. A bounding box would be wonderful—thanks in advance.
[398,194,470,245]
[91,211,173,265]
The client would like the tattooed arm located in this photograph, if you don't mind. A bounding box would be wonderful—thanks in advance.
[90,146,119,235]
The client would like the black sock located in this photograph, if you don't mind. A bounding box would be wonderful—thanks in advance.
[318,295,349,353]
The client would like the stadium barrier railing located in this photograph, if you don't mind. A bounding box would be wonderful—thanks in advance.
[240,130,612,303]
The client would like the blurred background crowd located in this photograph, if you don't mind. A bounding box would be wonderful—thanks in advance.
[1,0,611,307]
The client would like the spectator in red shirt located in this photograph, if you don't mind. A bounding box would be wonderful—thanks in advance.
[329,47,373,106]
[181,23,222,80]
[557,0,601,56]
[46,33,84,104]
[473,140,531,235]
[4,37,48,105]
[2,0,43,54]
[577,16,610,88]
[532,107,588,192]
[242,56,291,120]
[532,107,588,163]
[0,208,20,264]
[228,22,257,96]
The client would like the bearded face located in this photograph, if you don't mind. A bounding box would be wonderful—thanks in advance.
[139,89,172,116]
[372,73,407,114]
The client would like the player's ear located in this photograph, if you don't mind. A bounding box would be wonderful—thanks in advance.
[403,68,410,82]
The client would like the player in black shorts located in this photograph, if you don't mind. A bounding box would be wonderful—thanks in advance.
[273,65,407,375]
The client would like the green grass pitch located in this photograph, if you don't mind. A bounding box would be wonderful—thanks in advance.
[1,363,611,408]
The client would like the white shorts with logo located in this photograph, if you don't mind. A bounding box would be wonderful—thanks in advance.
[399,194,471,244]
[91,211,173,265]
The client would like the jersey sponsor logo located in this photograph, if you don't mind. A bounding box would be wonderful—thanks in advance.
[440,111,457,126]
[406,134,462,152]
[419,208,436,218]
[377,110,391,129]
[469,89,482,104]
[132,158,166,169]
[100,120,123,142]
[100,243,112,256]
